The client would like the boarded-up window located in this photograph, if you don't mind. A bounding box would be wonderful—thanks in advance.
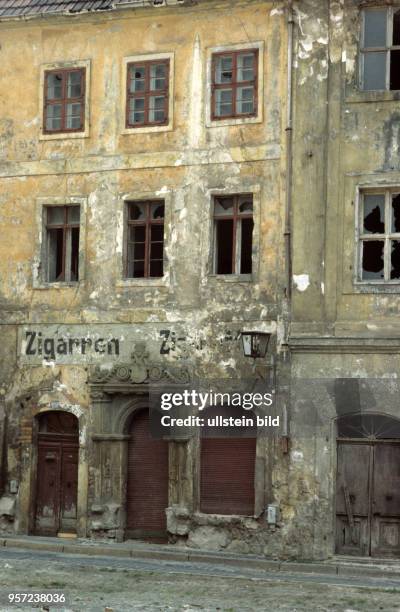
[45,205,80,282]
[200,436,256,515]
[44,68,85,133]
[358,189,400,281]
[361,8,400,90]
[213,194,253,274]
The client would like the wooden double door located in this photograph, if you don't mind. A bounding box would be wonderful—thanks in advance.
[34,434,78,536]
[336,440,400,557]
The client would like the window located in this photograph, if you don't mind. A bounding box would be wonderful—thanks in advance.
[213,194,254,275]
[126,60,169,127]
[44,68,85,133]
[45,205,80,282]
[126,201,164,278]
[211,49,258,119]
[361,8,400,90]
[358,189,400,281]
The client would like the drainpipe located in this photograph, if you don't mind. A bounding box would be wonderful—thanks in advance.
[285,0,294,304]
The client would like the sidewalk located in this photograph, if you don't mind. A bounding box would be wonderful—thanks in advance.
[2,534,400,582]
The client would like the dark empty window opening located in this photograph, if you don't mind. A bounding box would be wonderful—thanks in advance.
[46,205,80,282]
[44,68,85,133]
[361,8,400,90]
[211,49,258,119]
[359,190,400,281]
[213,194,254,275]
[126,60,169,128]
[126,200,164,278]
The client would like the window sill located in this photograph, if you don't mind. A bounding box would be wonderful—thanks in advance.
[33,281,82,290]
[39,130,89,141]
[116,277,168,288]
[206,115,262,128]
[345,88,400,104]
[208,274,253,283]
[351,281,400,294]
[121,124,173,135]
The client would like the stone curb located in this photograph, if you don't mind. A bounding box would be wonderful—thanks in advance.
[2,538,400,582]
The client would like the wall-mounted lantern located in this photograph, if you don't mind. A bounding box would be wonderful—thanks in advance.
[241,331,271,359]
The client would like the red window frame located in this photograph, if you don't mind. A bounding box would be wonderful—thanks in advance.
[46,205,80,282]
[125,201,165,278]
[126,59,170,128]
[211,49,258,120]
[43,68,86,134]
[213,194,254,274]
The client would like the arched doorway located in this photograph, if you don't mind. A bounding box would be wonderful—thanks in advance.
[34,411,79,536]
[335,412,400,557]
[126,409,169,539]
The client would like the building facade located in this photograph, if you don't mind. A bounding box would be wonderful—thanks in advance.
[1,0,400,561]
[0,0,293,557]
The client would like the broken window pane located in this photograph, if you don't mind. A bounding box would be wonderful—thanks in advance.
[46,205,80,282]
[215,219,233,274]
[214,197,234,216]
[238,196,253,214]
[70,227,80,281]
[126,200,164,278]
[48,227,64,282]
[363,52,387,90]
[362,240,385,280]
[393,9,400,45]
[240,218,253,274]
[47,73,63,100]
[390,50,400,89]
[363,194,385,233]
[392,194,400,232]
[391,240,400,279]
[130,66,145,92]
[216,56,233,84]
[363,9,387,48]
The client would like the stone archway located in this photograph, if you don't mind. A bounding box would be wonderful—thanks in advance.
[335,412,400,557]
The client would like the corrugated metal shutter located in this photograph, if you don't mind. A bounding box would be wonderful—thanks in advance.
[126,410,169,536]
[200,437,256,515]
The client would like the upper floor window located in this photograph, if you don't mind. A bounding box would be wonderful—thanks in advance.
[358,189,400,281]
[211,50,258,119]
[44,68,85,133]
[361,8,400,90]
[125,200,164,278]
[213,194,253,275]
[126,60,169,128]
[45,205,80,282]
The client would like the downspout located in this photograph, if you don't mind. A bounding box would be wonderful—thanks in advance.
[285,0,294,304]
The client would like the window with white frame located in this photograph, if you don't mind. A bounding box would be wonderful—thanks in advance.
[361,7,400,90]
[358,189,400,281]
[45,205,80,282]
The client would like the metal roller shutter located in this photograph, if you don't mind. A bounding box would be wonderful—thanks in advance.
[126,410,169,537]
[200,437,256,515]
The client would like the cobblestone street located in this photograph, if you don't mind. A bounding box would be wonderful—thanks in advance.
[0,548,399,612]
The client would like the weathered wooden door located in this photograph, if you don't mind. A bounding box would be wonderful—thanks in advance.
[336,437,400,557]
[34,412,79,536]
[126,410,169,539]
